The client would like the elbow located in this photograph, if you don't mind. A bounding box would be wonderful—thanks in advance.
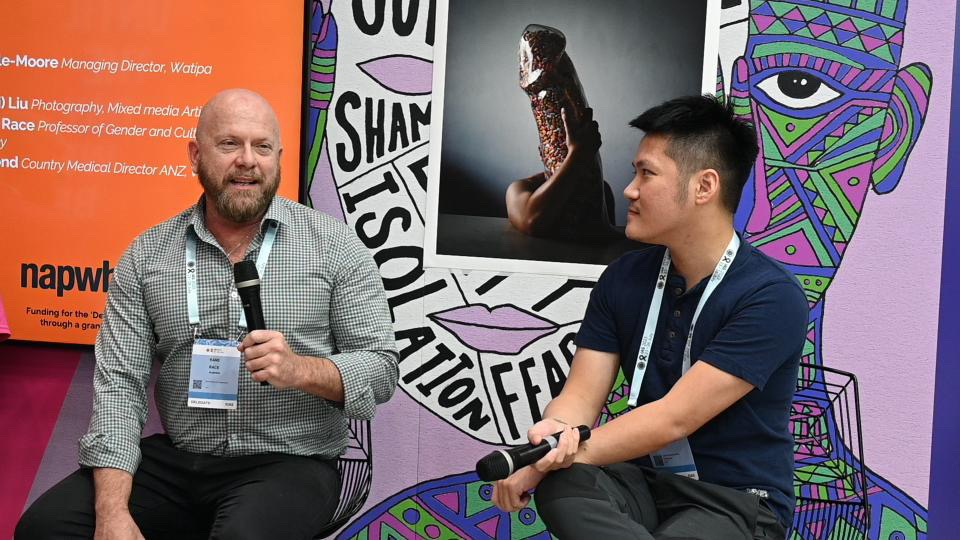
[668,419,692,444]
[507,210,535,235]
[372,351,399,405]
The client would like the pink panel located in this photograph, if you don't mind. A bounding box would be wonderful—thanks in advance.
[0,341,81,539]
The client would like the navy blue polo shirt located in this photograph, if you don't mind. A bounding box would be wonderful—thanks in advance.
[576,237,808,525]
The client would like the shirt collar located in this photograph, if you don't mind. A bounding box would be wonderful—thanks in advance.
[187,195,290,243]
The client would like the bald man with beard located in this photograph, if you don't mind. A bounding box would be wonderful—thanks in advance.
[16,89,399,540]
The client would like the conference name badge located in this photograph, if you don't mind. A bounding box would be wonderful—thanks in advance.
[188,339,241,409]
[651,437,699,480]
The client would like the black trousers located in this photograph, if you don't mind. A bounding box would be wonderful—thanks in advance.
[15,434,341,540]
[534,463,787,540]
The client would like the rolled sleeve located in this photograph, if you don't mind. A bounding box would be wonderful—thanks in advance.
[78,239,155,474]
[328,233,398,420]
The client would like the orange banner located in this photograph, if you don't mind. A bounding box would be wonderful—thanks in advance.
[0,2,304,344]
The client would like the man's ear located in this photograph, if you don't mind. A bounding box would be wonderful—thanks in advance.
[871,62,932,194]
[695,169,721,206]
[188,139,200,174]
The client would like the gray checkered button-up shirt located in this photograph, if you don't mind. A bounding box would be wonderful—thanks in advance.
[79,196,398,474]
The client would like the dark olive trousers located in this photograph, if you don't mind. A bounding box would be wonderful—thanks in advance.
[534,463,787,540]
[15,434,340,540]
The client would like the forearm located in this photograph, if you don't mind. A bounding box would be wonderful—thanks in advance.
[542,387,604,429]
[523,155,595,231]
[574,399,685,466]
[93,467,134,517]
[294,355,345,402]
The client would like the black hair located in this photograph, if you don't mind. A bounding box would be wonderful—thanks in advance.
[629,94,758,213]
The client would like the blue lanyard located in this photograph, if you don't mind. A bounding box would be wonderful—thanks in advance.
[628,233,740,407]
[185,220,279,336]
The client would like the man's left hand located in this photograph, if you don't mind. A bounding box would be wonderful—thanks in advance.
[239,330,305,388]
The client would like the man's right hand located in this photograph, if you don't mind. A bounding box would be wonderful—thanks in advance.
[492,465,547,513]
[95,510,145,540]
[528,418,583,474]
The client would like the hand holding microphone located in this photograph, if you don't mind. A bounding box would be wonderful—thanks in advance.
[487,421,591,513]
[234,261,270,386]
[478,423,591,481]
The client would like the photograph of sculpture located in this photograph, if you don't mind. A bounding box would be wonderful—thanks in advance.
[425,0,720,277]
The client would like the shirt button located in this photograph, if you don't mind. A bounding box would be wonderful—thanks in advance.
[673,287,683,296]
[230,290,239,299]
[673,310,681,318]
[668,330,677,339]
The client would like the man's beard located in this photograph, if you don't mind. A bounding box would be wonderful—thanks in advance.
[197,160,280,223]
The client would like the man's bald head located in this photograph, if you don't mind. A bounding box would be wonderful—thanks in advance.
[196,88,281,146]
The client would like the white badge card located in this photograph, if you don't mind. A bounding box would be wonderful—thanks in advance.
[651,437,699,480]
[188,339,241,409]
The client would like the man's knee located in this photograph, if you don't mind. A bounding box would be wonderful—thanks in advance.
[14,505,47,540]
[15,470,95,539]
[534,463,610,532]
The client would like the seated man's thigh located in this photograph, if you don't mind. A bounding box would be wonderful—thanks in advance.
[648,470,760,540]
[15,467,205,540]
[206,455,340,540]
[534,463,658,538]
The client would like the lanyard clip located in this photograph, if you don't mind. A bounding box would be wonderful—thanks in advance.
[192,325,201,339]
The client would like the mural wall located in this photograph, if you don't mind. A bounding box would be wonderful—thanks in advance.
[304,0,952,538]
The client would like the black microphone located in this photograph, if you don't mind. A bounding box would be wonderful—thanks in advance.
[476,425,591,481]
[234,260,267,385]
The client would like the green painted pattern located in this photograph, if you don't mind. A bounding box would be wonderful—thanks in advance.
[916,513,927,533]
[798,5,826,19]
[388,499,459,539]
[753,43,866,70]
[797,274,832,302]
[806,172,856,241]
[856,0,878,13]
[880,0,897,19]
[827,518,860,540]
[466,481,494,517]
[752,218,834,266]
[879,505,919,540]
[794,461,855,491]
[762,105,827,147]
[769,178,791,200]
[872,84,915,181]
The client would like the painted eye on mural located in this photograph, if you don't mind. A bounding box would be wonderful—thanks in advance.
[755,70,841,109]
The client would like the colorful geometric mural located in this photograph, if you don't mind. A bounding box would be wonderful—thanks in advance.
[731,1,931,537]
[302,0,939,538]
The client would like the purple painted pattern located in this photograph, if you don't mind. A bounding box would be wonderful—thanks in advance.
[428,304,559,355]
[357,54,433,95]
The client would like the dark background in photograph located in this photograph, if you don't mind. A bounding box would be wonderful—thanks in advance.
[438,0,708,226]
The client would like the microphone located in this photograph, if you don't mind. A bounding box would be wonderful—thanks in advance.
[476,425,591,481]
[234,260,267,385]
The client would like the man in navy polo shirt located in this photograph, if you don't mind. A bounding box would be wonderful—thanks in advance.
[491,95,807,539]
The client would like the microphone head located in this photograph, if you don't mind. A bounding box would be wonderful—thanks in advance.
[476,450,512,482]
[233,260,260,288]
